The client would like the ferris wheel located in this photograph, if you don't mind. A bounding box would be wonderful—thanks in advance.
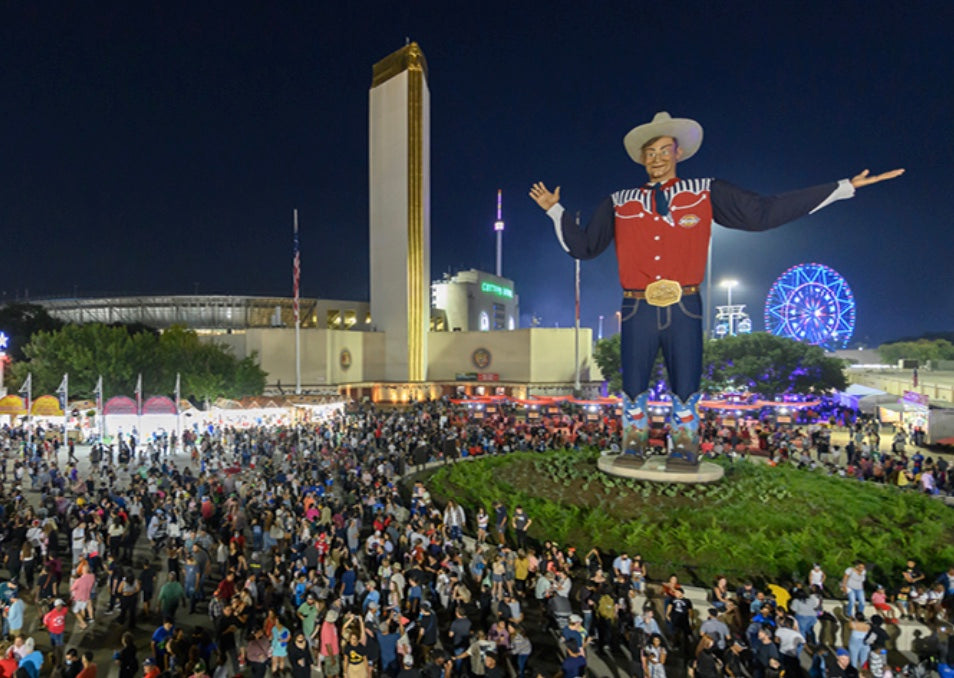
[763,263,856,351]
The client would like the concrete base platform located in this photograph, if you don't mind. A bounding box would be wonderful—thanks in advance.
[598,454,725,483]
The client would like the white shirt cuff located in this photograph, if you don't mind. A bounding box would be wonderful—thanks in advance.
[810,179,855,214]
[547,203,569,252]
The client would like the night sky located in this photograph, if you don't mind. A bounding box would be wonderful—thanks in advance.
[2,1,950,346]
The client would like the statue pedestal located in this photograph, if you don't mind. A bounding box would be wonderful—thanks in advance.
[598,454,724,484]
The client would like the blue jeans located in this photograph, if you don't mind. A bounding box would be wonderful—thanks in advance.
[849,632,869,668]
[795,614,817,644]
[582,609,593,635]
[517,653,529,678]
[846,588,865,617]
[621,293,704,400]
[263,533,277,552]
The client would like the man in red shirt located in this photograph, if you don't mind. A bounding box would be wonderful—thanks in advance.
[142,657,161,678]
[76,651,97,678]
[42,599,68,667]
[531,112,902,465]
[215,571,237,600]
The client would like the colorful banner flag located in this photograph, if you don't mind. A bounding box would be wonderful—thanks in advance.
[18,373,31,397]
[55,373,68,410]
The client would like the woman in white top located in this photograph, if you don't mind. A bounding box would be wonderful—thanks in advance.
[643,633,667,678]
[809,563,826,589]
[842,561,867,617]
[475,507,489,544]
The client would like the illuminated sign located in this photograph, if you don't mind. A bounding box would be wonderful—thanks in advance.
[480,281,513,299]
[0,332,7,351]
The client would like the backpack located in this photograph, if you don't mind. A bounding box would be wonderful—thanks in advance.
[865,625,889,649]
[598,594,616,620]
[208,595,223,621]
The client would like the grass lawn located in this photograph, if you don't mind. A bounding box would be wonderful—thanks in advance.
[424,450,954,589]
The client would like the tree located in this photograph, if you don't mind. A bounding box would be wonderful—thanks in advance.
[593,335,622,394]
[0,303,64,364]
[156,326,265,402]
[10,323,157,396]
[878,339,954,365]
[702,333,847,397]
[9,323,266,401]
[592,332,846,398]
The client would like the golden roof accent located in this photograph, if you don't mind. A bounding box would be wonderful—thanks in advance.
[371,42,429,88]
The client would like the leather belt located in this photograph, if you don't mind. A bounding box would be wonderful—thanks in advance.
[623,284,699,299]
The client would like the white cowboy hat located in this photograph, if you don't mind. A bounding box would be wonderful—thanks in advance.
[623,111,703,165]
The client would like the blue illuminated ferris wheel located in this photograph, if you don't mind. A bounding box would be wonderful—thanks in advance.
[764,263,856,351]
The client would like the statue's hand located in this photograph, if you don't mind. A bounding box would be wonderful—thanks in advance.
[850,168,905,188]
[529,182,561,211]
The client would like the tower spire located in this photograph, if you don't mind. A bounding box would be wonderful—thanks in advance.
[494,189,505,277]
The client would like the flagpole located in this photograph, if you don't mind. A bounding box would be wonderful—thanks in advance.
[175,372,181,455]
[63,373,68,447]
[574,258,581,394]
[573,211,582,395]
[25,373,32,450]
[294,209,301,395]
[136,373,143,444]
[96,375,104,445]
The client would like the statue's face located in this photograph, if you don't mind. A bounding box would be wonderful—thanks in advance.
[642,136,682,184]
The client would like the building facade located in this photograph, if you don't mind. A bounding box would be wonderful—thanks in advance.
[33,294,595,397]
[369,42,431,382]
[431,269,520,332]
[37,295,371,332]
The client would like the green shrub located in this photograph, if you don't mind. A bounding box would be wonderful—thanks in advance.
[424,450,954,588]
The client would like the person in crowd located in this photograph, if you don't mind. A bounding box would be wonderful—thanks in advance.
[42,598,69,667]
[77,651,97,678]
[115,632,138,678]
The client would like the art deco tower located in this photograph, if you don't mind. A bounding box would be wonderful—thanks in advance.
[369,42,430,382]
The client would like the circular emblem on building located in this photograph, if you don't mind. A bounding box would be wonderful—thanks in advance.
[472,348,492,369]
[339,348,352,370]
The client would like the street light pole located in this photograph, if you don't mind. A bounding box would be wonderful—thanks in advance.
[721,279,739,336]
[705,237,713,338]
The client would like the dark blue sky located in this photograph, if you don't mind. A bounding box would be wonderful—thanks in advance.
[1,1,950,345]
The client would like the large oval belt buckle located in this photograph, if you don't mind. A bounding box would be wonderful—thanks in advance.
[644,279,682,307]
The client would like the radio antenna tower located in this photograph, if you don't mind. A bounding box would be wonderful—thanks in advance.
[494,189,505,276]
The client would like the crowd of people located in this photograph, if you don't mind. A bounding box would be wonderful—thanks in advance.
[0,398,948,678]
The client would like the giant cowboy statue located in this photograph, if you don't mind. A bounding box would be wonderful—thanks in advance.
[530,112,903,470]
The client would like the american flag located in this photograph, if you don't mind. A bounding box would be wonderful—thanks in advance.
[293,209,300,324]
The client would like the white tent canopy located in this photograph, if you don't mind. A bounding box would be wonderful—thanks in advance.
[858,393,899,414]
[837,383,888,410]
